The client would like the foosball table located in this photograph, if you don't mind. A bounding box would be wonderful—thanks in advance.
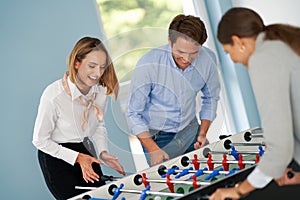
[69,127,265,200]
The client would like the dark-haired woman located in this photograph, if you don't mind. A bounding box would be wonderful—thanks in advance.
[210,7,300,200]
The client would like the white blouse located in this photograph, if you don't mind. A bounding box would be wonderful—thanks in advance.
[32,76,108,165]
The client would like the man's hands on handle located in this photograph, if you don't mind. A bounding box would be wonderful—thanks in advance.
[194,134,209,149]
[150,149,169,166]
[76,153,103,183]
[194,119,211,149]
[137,131,170,166]
[137,120,213,166]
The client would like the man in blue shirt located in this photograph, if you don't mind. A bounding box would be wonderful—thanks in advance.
[126,14,220,166]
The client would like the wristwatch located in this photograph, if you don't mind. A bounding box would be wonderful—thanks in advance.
[234,183,249,198]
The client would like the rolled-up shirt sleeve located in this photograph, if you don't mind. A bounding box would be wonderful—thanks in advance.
[199,61,220,121]
[92,121,108,157]
[126,66,152,136]
[248,167,273,188]
[92,98,108,156]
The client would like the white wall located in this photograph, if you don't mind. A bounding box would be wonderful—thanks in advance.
[0,0,135,199]
[232,0,300,26]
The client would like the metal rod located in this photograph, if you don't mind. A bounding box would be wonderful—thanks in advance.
[75,186,98,190]
[209,150,260,155]
[139,178,210,186]
[119,188,184,197]
[186,159,256,165]
[231,142,265,146]
[163,169,232,175]
[250,127,263,134]
[76,186,184,197]
[250,133,263,138]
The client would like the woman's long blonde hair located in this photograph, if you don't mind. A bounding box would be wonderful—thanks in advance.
[67,36,119,99]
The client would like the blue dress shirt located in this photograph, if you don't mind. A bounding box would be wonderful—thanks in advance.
[126,44,220,136]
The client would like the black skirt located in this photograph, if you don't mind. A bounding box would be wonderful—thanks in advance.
[38,142,105,200]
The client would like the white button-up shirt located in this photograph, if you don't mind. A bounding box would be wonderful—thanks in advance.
[32,76,108,165]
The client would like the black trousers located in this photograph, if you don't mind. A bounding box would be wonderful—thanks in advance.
[38,143,105,200]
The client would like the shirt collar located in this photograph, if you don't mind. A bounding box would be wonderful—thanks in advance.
[255,32,265,50]
[67,76,99,101]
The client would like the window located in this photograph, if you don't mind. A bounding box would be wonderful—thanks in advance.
[97,0,183,170]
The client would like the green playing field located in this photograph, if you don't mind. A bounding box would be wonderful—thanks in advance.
[145,154,257,200]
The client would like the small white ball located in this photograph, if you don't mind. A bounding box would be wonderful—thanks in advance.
[154,196,162,200]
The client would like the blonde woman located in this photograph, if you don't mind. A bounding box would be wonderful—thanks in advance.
[32,37,125,199]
